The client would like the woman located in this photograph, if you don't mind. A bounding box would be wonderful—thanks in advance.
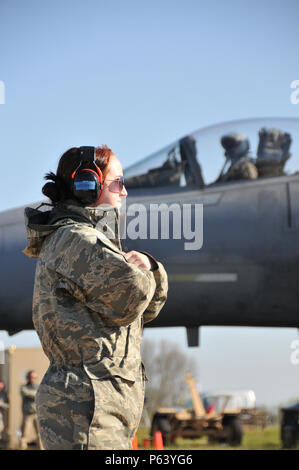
[23,145,168,450]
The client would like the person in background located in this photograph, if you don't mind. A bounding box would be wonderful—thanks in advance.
[20,370,42,449]
[0,380,9,447]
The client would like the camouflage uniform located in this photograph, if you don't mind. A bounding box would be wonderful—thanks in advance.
[223,157,258,182]
[23,202,168,450]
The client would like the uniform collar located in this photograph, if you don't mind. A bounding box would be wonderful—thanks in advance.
[60,201,123,252]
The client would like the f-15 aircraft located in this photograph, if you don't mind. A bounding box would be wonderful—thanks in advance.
[1,117,299,346]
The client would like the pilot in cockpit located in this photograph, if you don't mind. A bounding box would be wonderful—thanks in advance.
[216,133,258,183]
[216,128,292,183]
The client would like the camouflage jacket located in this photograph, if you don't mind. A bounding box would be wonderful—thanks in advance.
[20,383,37,415]
[23,201,168,382]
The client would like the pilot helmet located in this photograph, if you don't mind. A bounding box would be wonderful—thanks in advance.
[221,133,250,162]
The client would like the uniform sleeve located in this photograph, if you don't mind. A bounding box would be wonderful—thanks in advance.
[136,251,168,324]
[49,227,157,327]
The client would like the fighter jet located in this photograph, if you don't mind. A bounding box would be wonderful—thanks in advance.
[1,117,299,346]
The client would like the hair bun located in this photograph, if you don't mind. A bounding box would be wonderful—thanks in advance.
[42,181,61,203]
[42,171,69,204]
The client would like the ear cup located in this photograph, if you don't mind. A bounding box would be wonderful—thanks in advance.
[73,168,103,204]
[71,146,103,204]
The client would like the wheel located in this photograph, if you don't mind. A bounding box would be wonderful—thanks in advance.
[281,426,298,449]
[151,414,172,446]
[225,417,243,446]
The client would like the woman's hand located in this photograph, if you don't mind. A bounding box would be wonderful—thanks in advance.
[122,250,154,271]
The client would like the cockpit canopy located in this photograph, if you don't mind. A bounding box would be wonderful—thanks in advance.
[124,118,299,189]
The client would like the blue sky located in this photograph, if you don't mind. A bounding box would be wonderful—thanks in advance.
[1,0,299,407]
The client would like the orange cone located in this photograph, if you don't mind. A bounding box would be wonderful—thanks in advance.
[132,435,138,450]
[153,431,164,450]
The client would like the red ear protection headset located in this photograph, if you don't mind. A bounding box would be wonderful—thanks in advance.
[72,146,103,205]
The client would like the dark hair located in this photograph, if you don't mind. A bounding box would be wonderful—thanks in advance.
[42,145,114,204]
[26,370,36,381]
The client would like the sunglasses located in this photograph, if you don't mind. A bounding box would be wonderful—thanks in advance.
[105,176,125,193]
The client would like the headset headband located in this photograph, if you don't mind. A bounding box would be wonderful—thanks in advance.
[78,146,96,163]
[71,146,100,179]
